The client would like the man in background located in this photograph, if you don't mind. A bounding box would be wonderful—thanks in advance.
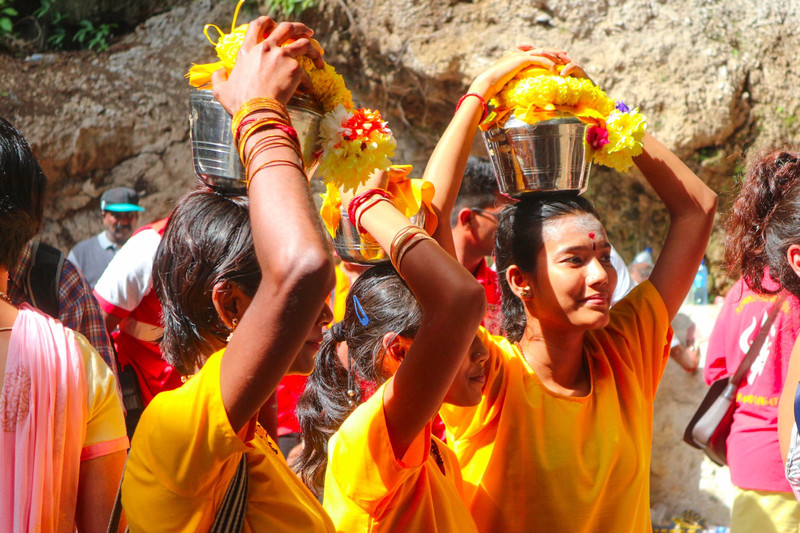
[451,156,510,333]
[68,187,144,288]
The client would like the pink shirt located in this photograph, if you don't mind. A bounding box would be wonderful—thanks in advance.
[704,277,800,492]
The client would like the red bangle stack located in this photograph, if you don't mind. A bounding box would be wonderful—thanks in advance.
[456,93,488,121]
[347,189,394,236]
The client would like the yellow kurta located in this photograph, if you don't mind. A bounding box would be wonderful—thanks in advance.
[440,281,672,533]
[122,348,334,532]
[324,380,478,533]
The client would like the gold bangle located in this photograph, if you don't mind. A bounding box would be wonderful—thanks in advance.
[238,118,300,165]
[231,97,289,136]
[247,159,307,189]
[394,232,433,271]
[244,135,302,170]
[354,196,393,235]
[390,226,426,267]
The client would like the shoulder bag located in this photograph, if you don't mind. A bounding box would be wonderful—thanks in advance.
[683,293,785,466]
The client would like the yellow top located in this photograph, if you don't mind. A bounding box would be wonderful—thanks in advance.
[439,281,672,533]
[122,348,335,533]
[324,380,478,533]
[77,333,129,460]
[330,265,351,323]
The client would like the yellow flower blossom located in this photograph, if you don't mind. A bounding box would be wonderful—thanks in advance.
[593,109,647,172]
[318,105,397,192]
[483,67,647,172]
[297,56,353,112]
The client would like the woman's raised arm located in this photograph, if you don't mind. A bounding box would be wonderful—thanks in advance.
[422,48,568,256]
[344,179,486,459]
[210,18,335,431]
[636,134,718,319]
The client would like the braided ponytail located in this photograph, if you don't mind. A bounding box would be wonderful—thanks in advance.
[295,263,423,494]
[295,331,351,493]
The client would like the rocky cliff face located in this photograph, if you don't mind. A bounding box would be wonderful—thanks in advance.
[3,0,799,293]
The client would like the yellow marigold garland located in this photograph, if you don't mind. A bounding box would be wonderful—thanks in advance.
[186,0,353,114]
[186,0,396,192]
[297,56,354,113]
[482,67,647,173]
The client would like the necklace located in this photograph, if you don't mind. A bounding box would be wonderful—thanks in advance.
[430,441,445,475]
[0,290,11,305]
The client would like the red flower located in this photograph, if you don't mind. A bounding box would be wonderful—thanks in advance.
[586,125,610,151]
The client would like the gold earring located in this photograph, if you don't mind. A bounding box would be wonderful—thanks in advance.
[226,317,239,343]
[520,288,531,298]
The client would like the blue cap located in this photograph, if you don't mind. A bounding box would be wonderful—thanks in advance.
[100,187,145,213]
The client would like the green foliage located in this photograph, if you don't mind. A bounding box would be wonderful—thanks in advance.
[264,0,315,18]
[0,0,18,37]
[73,19,116,51]
[3,0,118,52]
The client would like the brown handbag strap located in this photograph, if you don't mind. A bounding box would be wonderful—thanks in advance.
[729,293,786,388]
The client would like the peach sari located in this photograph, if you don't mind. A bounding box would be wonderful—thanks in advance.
[0,304,87,533]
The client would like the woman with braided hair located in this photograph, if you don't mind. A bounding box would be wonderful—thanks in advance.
[706,148,800,530]
[294,205,486,531]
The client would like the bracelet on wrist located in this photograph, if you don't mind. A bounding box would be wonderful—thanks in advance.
[346,189,394,229]
[456,93,488,121]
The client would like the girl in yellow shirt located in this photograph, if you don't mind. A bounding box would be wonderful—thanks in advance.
[122,18,337,532]
[295,182,490,531]
[422,49,718,532]
[294,50,560,533]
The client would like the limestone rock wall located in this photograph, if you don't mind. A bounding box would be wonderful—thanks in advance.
[2,0,798,293]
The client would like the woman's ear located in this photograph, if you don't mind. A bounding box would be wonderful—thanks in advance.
[457,208,473,228]
[380,333,412,376]
[505,264,533,300]
[211,281,252,329]
[786,244,800,280]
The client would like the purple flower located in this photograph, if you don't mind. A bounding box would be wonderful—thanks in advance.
[615,101,630,113]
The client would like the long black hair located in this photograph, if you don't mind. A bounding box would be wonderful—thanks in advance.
[495,193,601,342]
[295,263,423,494]
[153,187,260,375]
[0,118,46,269]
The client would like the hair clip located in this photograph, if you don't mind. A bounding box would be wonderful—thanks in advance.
[353,295,369,326]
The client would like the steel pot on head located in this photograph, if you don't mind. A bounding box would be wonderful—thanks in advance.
[333,207,428,266]
[483,115,593,197]
[190,90,323,193]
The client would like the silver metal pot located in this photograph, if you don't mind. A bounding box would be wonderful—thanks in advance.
[189,90,323,193]
[333,207,427,266]
[483,115,593,197]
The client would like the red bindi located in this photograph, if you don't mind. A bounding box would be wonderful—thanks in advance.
[588,232,595,239]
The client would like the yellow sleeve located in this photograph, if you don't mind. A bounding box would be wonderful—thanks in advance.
[76,333,129,461]
[601,280,672,400]
[439,327,510,441]
[129,349,251,497]
[326,380,430,515]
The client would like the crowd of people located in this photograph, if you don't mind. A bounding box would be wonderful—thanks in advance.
[5,12,800,533]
